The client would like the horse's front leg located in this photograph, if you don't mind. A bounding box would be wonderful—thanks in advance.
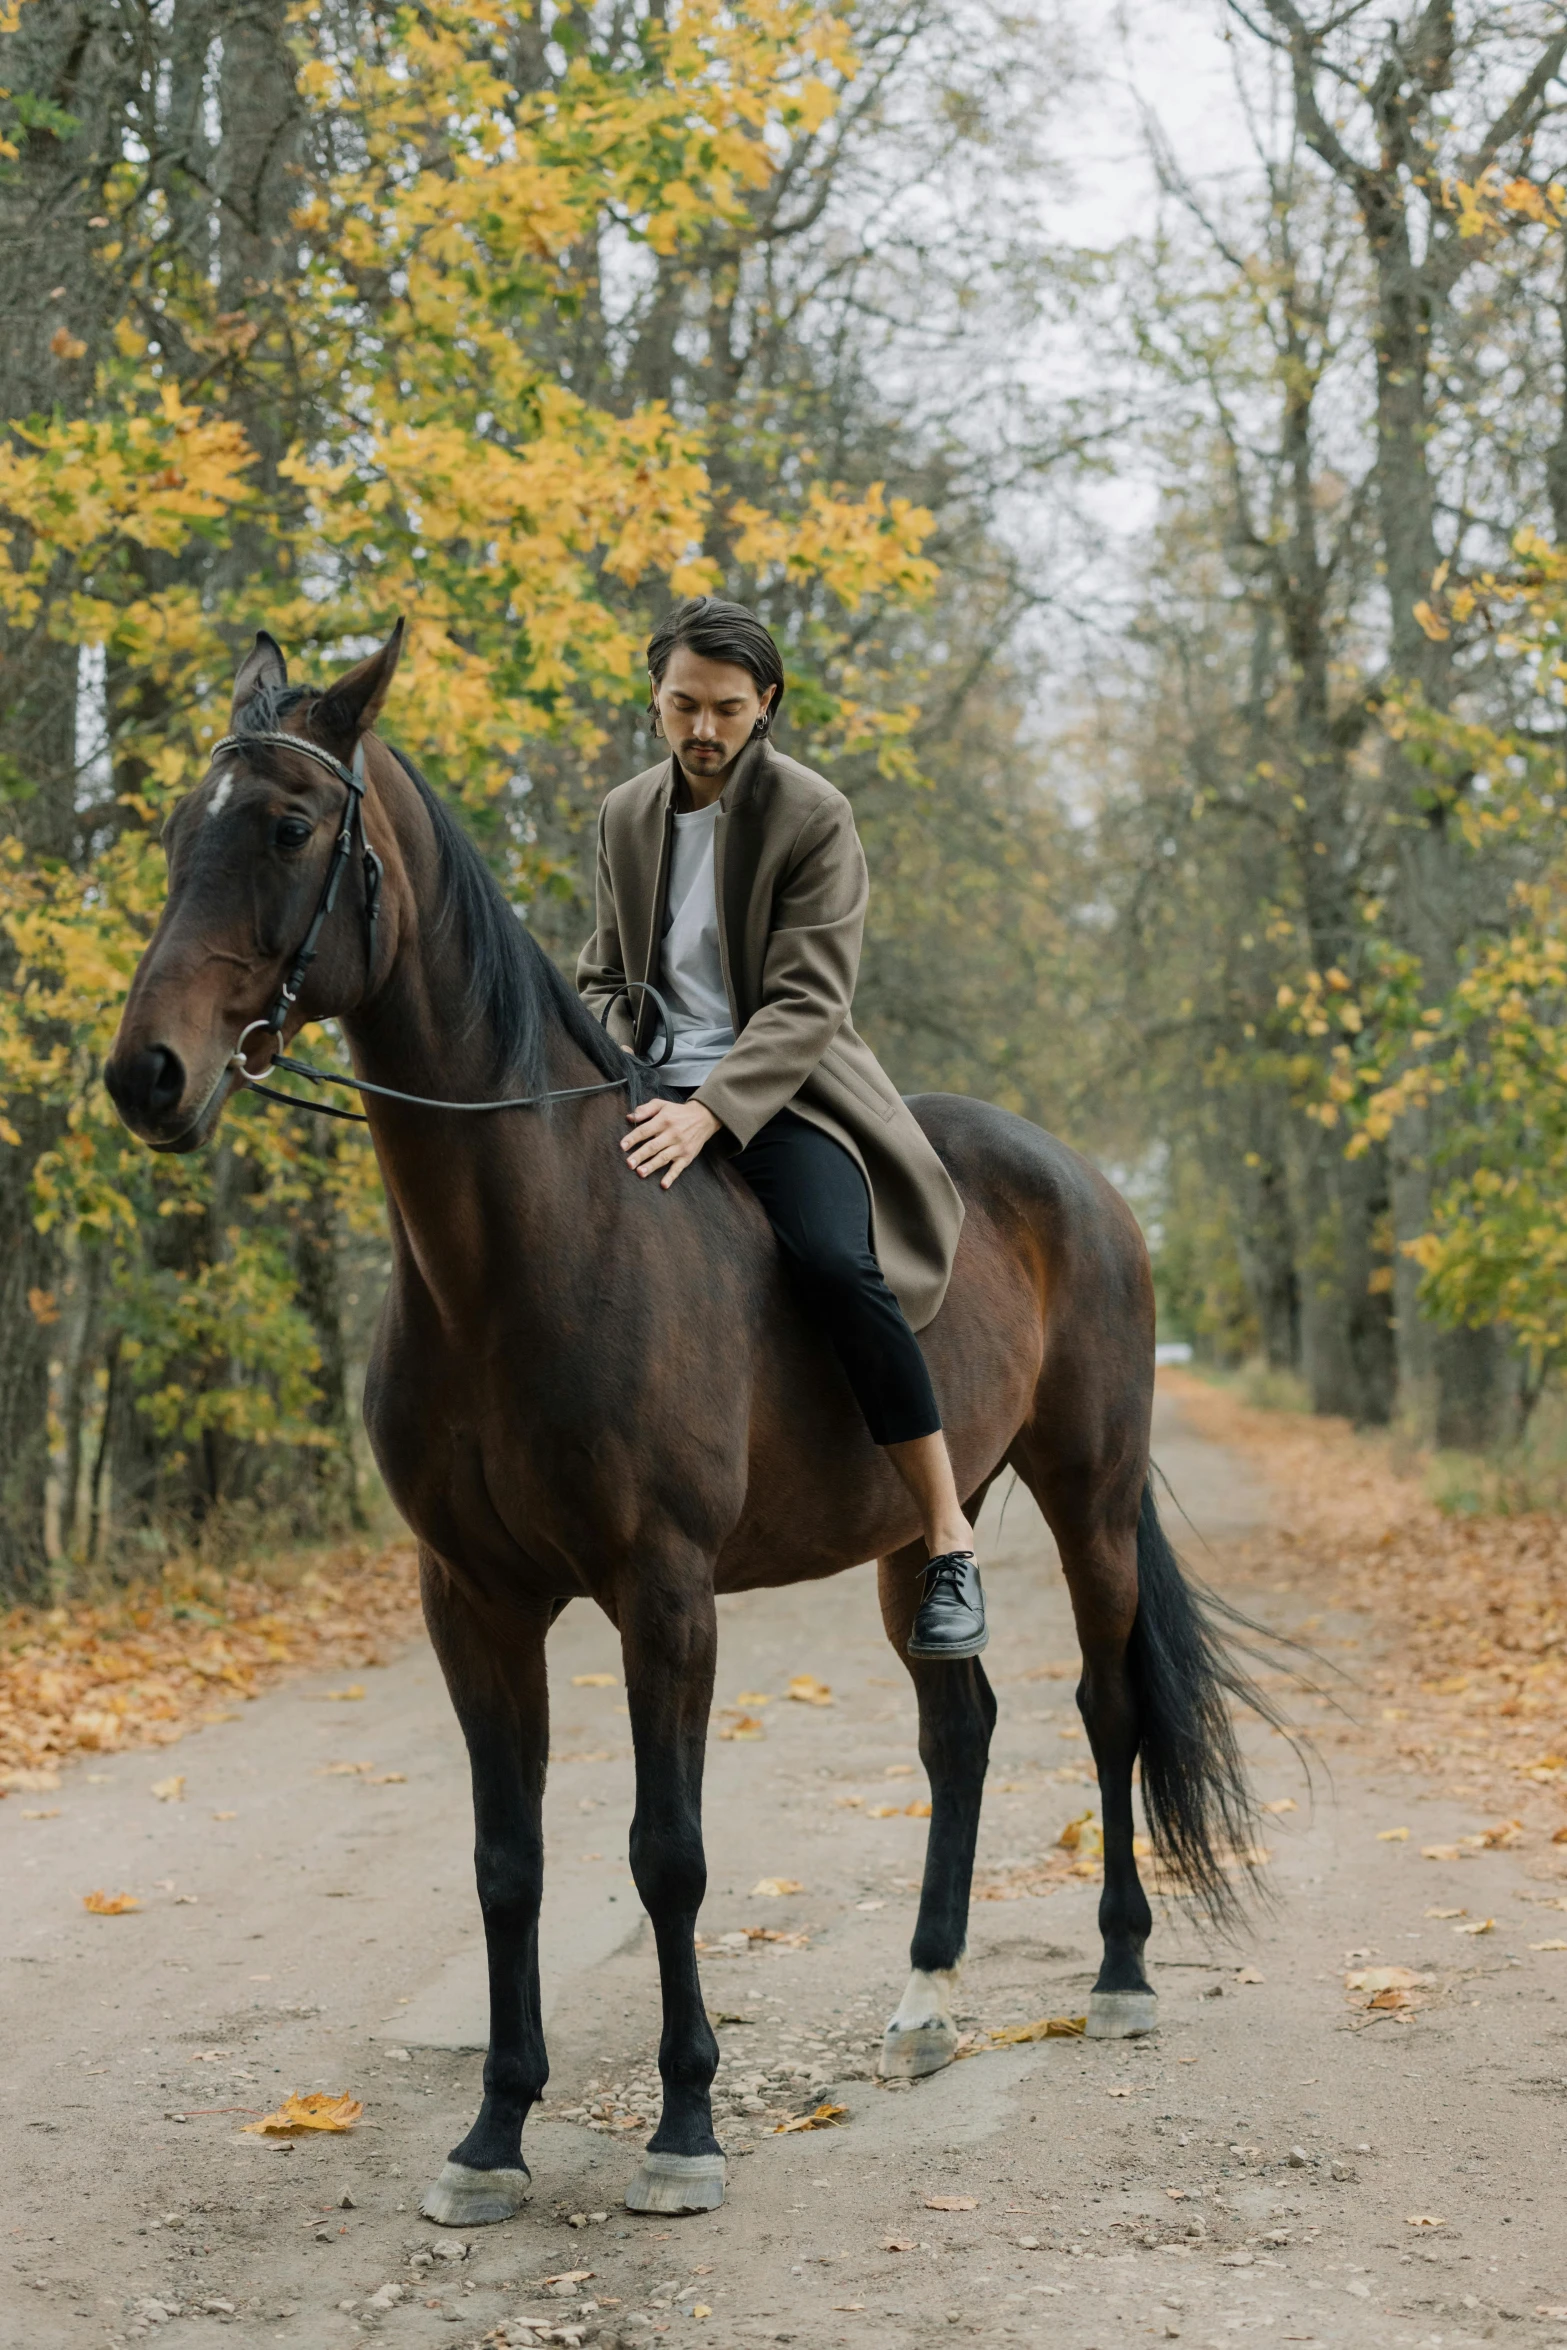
[877,1536,998,2080]
[419,1549,552,2225]
[618,1552,725,2215]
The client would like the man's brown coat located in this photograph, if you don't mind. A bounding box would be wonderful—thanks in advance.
[575,736,964,1331]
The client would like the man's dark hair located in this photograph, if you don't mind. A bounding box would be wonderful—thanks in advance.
[647,596,785,735]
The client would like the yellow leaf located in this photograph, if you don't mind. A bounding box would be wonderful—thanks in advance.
[243,2092,363,2136]
[573,1673,617,1687]
[1454,1918,1495,1935]
[750,1876,803,1898]
[719,1715,766,1741]
[903,1799,932,1818]
[83,1889,139,1914]
[49,326,87,361]
[924,2194,978,2210]
[735,1691,772,1706]
[692,2306,711,2320]
[1057,1810,1103,1857]
[773,2101,846,2133]
[986,2016,1085,2044]
[323,1685,365,1701]
[1405,2214,1445,2228]
[151,1775,185,1802]
[1376,1827,1409,1841]
[787,1674,833,1706]
[1528,1940,1567,1951]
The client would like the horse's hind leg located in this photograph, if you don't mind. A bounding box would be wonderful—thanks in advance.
[1024,1465,1157,2038]
[617,1551,725,2216]
[876,1529,997,2080]
[419,1553,552,2224]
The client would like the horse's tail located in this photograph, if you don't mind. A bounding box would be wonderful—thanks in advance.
[1127,1476,1281,1927]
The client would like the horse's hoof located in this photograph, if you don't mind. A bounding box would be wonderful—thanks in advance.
[1085,1989,1157,2039]
[419,2159,531,2226]
[879,1964,962,2078]
[879,2015,959,2078]
[623,2151,726,2215]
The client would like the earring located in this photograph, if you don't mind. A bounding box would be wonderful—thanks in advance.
[751,709,773,739]
[649,705,664,739]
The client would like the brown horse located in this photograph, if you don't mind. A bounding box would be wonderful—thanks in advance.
[106,626,1261,2225]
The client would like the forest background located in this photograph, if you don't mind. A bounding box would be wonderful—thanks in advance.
[1,0,1565,1604]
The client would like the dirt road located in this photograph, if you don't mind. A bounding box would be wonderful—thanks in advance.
[5,1385,1566,2350]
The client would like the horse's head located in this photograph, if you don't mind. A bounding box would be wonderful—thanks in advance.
[105,622,405,1152]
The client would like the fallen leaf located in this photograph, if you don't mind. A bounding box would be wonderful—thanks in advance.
[536,2270,594,2287]
[1234,1966,1265,1984]
[1425,1907,1465,1919]
[212,1810,237,1821]
[692,2305,711,2320]
[773,2102,846,2134]
[1345,1966,1433,1993]
[370,1772,406,1784]
[750,1876,803,1899]
[924,2195,978,2211]
[83,1889,139,1914]
[903,1799,932,1818]
[22,1807,59,1819]
[1105,2084,1134,2098]
[572,1673,617,1688]
[1261,1797,1297,1815]
[787,1675,833,1707]
[883,2237,919,2253]
[243,2092,362,2136]
[1367,1988,1410,2010]
[1405,2214,1445,2228]
[1057,1809,1103,1857]
[0,1768,61,1792]
[320,1761,373,1776]
[1454,1918,1495,1936]
[324,1685,365,1701]
[735,1691,772,1706]
[151,1775,185,1803]
[986,2016,1085,2044]
[1528,1939,1567,1951]
[867,1804,902,1819]
[719,1716,766,1742]
[50,325,87,359]
[1554,1826,1567,1845]
[833,1794,864,1808]
[1375,1826,1409,1841]
[884,1763,916,1778]
[1478,1819,1523,1848]
[1421,1844,1462,1860]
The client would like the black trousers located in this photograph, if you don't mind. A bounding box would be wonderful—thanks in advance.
[730,1108,942,1448]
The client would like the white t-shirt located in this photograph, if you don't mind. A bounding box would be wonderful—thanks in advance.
[659,804,736,1088]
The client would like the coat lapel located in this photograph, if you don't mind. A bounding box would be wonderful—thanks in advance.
[631,760,676,1054]
[714,738,771,1027]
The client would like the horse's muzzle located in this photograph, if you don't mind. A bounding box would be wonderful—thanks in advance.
[104,1041,214,1150]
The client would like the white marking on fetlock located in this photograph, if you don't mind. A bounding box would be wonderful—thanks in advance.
[419,2158,531,2226]
[879,1964,962,2079]
[623,2152,726,2214]
[1084,1988,1158,2039]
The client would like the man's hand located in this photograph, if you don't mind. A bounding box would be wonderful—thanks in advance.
[621,1096,722,1189]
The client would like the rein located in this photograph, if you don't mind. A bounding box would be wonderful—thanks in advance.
[212,730,672,1122]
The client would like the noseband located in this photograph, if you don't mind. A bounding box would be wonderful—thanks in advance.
[213,728,670,1124]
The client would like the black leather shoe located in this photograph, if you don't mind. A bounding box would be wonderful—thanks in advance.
[907,1551,988,1661]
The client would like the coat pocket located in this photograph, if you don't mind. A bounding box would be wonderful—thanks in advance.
[818,1039,900,1122]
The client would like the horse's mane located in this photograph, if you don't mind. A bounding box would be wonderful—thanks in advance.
[237,685,634,1094]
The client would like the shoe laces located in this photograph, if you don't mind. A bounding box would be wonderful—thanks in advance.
[921,1549,975,1600]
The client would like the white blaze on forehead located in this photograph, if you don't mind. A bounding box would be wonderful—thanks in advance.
[206,770,235,819]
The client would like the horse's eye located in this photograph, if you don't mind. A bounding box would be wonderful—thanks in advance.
[274,816,314,852]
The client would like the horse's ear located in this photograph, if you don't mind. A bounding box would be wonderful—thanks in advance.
[231,630,288,720]
[315,619,406,748]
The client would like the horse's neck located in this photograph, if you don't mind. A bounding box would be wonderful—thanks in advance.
[340,793,619,1311]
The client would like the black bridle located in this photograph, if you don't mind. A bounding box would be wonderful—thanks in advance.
[215,729,671,1124]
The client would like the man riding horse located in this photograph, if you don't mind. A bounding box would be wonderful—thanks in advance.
[578,597,988,1663]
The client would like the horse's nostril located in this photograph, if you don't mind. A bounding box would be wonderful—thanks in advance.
[106,1043,187,1127]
